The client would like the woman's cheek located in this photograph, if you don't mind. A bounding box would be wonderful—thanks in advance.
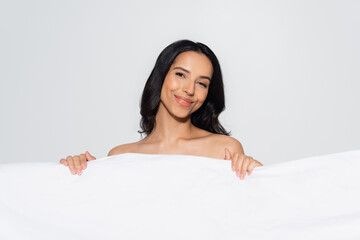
[193,92,208,110]
[167,77,181,90]
[198,90,208,103]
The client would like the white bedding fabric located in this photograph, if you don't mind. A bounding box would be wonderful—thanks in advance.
[1,150,360,240]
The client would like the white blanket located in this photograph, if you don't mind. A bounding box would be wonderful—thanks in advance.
[1,151,360,240]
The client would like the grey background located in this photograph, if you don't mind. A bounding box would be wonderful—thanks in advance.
[1,0,359,164]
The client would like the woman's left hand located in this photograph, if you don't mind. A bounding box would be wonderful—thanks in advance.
[225,148,263,180]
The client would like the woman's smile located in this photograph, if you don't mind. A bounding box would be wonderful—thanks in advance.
[174,94,194,107]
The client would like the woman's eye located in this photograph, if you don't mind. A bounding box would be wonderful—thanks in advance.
[175,72,185,78]
[198,82,208,88]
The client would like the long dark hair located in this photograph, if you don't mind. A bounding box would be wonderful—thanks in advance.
[139,39,229,136]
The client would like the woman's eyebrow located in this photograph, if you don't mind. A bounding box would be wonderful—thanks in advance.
[173,66,190,73]
[173,67,211,81]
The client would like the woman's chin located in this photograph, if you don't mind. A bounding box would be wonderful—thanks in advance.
[170,111,192,122]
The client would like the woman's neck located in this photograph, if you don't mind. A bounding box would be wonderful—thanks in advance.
[144,102,196,144]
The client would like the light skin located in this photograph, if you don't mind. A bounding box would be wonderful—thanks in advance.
[60,51,263,180]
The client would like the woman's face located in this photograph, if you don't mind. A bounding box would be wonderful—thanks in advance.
[160,51,213,119]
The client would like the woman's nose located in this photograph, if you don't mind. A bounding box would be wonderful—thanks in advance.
[183,81,195,96]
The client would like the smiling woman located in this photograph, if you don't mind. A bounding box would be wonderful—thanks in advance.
[59,40,263,179]
[159,51,213,122]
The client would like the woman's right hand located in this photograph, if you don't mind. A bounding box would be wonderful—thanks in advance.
[59,151,96,175]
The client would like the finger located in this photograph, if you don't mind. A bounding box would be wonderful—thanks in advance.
[233,153,240,171]
[248,159,263,176]
[240,156,251,180]
[247,161,256,176]
[224,148,235,171]
[79,154,87,170]
[85,151,96,161]
[235,154,244,178]
[255,160,263,167]
[66,156,76,175]
[224,148,232,160]
[59,159,68,166]
[73,155,82,175]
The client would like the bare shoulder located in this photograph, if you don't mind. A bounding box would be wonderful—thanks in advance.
[208,134,245,155]
[107,142,139,156]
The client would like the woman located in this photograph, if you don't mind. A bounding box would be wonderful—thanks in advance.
[60,40,263,180]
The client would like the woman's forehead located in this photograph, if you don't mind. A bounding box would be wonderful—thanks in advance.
[171,51,213,76]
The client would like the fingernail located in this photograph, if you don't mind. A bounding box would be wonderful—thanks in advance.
[231,165,235,171]
[236,171,240,177]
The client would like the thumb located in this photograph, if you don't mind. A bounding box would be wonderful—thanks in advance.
[224,148,232,160]
[85,151,96,161]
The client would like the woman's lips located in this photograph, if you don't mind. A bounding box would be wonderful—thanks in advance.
[174,95,194,107]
